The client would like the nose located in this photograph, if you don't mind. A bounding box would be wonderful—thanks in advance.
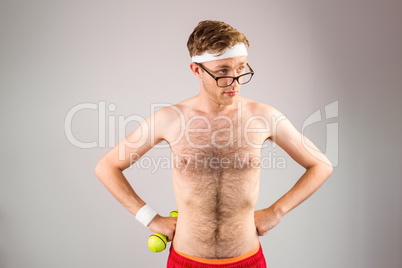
[230,78,239,88]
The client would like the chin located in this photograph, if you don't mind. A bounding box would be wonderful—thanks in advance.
[221,96,237,105]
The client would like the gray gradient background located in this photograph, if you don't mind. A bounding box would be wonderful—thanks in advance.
[1,0,401,267]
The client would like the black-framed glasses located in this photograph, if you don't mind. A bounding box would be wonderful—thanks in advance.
[195,62,254,88]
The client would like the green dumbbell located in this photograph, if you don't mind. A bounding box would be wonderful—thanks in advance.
[148,210,178,252]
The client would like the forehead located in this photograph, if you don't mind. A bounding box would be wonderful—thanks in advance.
[203,56,247,69]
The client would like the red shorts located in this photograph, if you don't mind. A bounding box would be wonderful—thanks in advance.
[167,242,267,268]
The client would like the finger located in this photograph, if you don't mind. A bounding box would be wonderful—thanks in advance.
[167,232,174,242]
[256,228,261,236]
[169,231,176,242]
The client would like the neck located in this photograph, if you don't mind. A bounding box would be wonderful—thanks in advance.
[195,89,239,115]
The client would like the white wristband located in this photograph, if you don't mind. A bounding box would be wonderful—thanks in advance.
[135,204,158,227]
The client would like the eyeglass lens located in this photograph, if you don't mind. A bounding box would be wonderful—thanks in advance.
[217,73,252,87]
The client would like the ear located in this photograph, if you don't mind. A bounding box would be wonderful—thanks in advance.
[190,63,202,79]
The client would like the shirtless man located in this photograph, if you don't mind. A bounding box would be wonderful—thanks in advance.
[95,20,333,267]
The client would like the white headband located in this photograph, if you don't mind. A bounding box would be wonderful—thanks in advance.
[191,43,248,63]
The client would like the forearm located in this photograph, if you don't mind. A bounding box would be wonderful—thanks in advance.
[95,162,146,216]
[271,164,333,217]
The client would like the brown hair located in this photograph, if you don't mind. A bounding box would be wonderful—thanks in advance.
[187,20,249,58]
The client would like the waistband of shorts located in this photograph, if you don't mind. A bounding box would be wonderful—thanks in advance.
[170,242,261,265]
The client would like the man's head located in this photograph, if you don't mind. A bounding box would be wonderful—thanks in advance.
[187,20,249,59]
[187,20,252,107]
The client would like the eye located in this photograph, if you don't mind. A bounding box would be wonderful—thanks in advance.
[238,66,245,71]
[218,69,227,74]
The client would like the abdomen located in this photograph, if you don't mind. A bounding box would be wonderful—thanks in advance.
[172,166,261,258]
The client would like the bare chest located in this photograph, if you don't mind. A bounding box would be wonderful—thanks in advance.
[170,112,267,172]
[166,111,269,206]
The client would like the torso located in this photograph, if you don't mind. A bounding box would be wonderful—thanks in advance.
[163,97,270,258]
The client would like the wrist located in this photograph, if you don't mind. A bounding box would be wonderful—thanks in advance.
[135,204,158,227]
[147,214,160,228]
[271,203,286,218]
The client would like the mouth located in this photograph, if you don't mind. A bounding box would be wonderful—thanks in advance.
[223,91,238,97]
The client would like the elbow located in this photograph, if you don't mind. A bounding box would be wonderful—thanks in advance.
[325,166,333,178]
[321,162,333,179]
[94,162,103,178]
[325,159,334,175]
[308,162,333,178]
[317,157,334,176]
[95,160,122,179]
[95,160,109,179]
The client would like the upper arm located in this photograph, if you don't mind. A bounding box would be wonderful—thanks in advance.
[266,105,333,170]
[96,106,174,171]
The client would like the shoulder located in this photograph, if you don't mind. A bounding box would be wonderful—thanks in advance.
[240,97,285,119]
[240,98,290,139]
[152,103,185,126]
[151,100,193,139]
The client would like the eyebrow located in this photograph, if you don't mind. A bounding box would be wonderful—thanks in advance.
[214,61,247,69]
